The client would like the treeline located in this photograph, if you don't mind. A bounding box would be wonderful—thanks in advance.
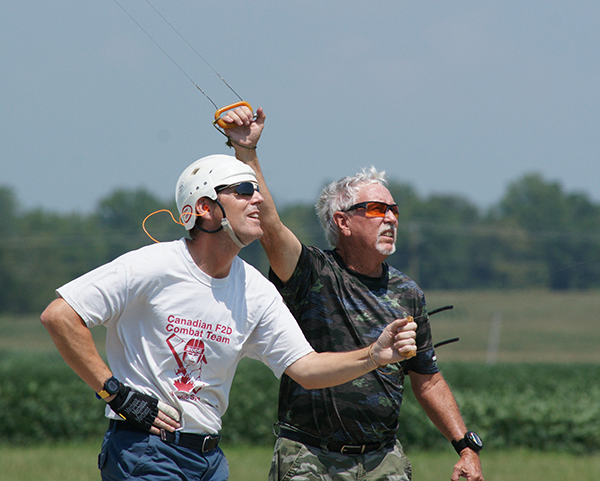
[1,172,600,314]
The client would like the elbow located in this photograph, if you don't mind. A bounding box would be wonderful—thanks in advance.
[285,352,327,390]
[40,305,52,328]
[40,298,66,333]
[286,370,321,390]
[40,306,57,333]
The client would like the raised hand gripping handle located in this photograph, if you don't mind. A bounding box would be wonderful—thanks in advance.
[214,101,253,129]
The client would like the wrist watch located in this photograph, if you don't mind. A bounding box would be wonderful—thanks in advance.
[96,376,121,399]
[452,431,483,455]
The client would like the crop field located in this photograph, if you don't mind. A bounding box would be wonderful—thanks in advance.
[412,289,600,363]
[2,289,599,363]
[1,289,599,479]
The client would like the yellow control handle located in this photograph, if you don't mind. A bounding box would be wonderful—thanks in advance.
[404,316,416,359]
[214,101,253,129]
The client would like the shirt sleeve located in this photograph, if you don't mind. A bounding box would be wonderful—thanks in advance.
[268,244,319,304]
[56,258,128,329]
[404,300,440,375]
[243,276,314,379]
[405,347,439,374]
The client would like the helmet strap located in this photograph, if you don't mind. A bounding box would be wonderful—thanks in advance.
[221,218,247,249]
[195,200,247,248]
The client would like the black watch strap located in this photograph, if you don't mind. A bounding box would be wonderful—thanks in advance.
[97,376,121,399]
[452,431,483,455]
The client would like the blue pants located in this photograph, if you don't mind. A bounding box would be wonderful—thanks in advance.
[98,425,229,480]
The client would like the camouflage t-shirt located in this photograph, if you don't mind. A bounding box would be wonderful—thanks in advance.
[269,245,439,445]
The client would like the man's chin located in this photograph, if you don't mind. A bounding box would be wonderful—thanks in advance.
[241,228,263,246]
[376,241,396,256]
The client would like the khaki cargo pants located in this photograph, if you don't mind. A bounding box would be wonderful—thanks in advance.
[268,437,412,481]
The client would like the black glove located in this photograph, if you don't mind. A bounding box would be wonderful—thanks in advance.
[108,383,159,431]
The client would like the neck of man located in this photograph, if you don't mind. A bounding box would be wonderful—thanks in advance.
[335,244,387,278]
[186,233,240,279]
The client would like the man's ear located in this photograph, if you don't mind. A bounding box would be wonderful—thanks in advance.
[333,211,351,238]
[195,198,214,223]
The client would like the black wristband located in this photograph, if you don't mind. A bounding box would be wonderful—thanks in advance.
[452,431,483,455]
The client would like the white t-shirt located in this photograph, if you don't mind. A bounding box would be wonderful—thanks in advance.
[57,238,313,435]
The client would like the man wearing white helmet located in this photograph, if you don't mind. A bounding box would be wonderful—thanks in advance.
[176,154,259,248]
[40,148,418,480]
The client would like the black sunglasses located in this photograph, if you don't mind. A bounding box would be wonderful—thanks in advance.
[343,201,399,219]
[215,181,260,197]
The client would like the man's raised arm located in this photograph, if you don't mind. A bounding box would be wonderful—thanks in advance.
[222,106,302,283]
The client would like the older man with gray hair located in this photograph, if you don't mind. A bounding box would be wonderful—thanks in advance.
[225,105,484,481]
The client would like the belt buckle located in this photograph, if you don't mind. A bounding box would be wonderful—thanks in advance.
[340,444,365,455]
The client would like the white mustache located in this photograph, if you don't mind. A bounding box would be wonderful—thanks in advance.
[378,225,397,239]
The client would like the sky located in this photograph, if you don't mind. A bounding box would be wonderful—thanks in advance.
[2,1,599,215]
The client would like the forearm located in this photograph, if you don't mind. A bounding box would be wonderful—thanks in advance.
[285,318,416,389]
[410,372,467,441]
[284,349,376,390]
[233,145,301,282]
[234,146,285,233]
[411,372,484,480]
[42,298,182,433]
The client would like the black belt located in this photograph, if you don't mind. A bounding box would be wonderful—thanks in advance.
[110,420,220,453]
[278,426,393,455]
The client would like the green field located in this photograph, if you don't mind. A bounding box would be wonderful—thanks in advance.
[7,289,599,363]
[2,289,599,479]
[417,289,600,363]
[0,441,599,481]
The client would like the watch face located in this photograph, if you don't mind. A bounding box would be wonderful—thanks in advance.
[467,431,483,449]
[106,377,120,394]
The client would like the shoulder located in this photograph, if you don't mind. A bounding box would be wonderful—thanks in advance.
[278,244,335,287]
[130,238,186,262]
[300,244,337,269]
[233,258,292,320]
[387,264,422,290]
[117,238,182,262]
[107,239,188,285]
[235,257,278,291]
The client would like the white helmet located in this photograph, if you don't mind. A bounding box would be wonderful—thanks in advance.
[175,154,257,230]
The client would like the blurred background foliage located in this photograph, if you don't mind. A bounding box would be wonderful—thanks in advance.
[1,352,599,453]
[2,172,600,314]
[2,172,600,452]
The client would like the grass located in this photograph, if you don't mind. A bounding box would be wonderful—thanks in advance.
[409,449,600,480]
[422,289,600,363]
[0,313,107,355]
[6,289,600,363]
[1,441,599,481]
[0,442,273,481]
[2,291,599,479]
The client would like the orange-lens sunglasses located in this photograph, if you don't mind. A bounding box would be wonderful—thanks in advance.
[343,201,399,219]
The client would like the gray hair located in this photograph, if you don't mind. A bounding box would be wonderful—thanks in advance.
[315,166,388,247]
